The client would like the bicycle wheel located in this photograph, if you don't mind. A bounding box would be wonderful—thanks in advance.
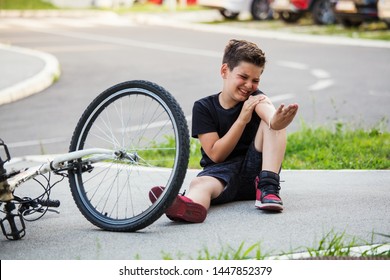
[68,80,189,232]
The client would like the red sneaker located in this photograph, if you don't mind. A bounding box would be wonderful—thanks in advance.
[255,177,283,211]
[149,186,207,223]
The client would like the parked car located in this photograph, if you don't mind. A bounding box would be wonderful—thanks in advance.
[271,0,336,25]
[332,0,379,27]
[198,0,274,20]
[377,0,390,27]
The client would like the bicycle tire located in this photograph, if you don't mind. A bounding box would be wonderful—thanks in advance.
[68,80,189,232]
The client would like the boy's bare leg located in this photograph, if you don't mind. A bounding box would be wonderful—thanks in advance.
[186,176,225,210]
[254,121,286,173]
[254,101,297,211]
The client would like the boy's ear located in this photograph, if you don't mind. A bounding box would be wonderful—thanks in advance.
[221,63,229,79]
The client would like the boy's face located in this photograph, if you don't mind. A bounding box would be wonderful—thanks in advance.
[221,61,263,103]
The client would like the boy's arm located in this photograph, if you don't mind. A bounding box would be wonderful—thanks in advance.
[198,95,264,163]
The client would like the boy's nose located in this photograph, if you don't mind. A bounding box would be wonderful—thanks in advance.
[245,81,254,90]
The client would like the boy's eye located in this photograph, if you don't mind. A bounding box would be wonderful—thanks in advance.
[239,75,259,83]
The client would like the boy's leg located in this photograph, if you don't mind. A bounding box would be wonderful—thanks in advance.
[149,159,243,223]
[254,120,286,211]
[187,176,225,209]
[148,176,224,223]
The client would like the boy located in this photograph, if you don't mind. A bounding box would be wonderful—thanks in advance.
[149,39,298,223]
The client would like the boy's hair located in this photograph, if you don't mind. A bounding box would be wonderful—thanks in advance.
[222,39,266,71]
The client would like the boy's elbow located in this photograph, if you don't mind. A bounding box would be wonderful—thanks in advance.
[209,153,226,164]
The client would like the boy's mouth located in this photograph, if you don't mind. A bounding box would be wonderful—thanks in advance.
[238,88,251,97]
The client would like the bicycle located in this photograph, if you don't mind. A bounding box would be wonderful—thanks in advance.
[0,80,190,240]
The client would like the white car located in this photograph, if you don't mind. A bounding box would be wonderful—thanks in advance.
[198,0,273,20]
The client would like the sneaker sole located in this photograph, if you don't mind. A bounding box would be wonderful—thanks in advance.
[149,186,206,223]
[166,196,207,223]
[255,200,284,211]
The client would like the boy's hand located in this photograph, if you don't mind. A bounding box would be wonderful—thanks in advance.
[270,103,299,130]
[238,95,265,124]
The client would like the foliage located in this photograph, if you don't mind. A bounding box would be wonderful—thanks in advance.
[0,0,57,9]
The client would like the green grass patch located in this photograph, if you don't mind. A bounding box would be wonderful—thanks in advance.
[187,122,390,170]
[283,122,390,169]
[303,231,389,258]
[138,136,177,168]
[158,231,389,260]
[0,0,57,9]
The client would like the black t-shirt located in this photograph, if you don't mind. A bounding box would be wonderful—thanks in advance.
[192,90,263,167]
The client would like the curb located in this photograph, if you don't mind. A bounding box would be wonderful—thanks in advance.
[0,43,61,106]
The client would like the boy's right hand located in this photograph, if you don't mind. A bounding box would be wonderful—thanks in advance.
[238,95,265,124]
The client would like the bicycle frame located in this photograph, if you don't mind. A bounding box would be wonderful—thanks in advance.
[0,145,138,240]
[1,148,139,201]
[0,149,118,201]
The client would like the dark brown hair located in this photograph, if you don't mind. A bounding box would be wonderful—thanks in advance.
[222,39,266,71]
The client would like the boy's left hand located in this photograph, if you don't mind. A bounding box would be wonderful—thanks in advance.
[270,103,299,130]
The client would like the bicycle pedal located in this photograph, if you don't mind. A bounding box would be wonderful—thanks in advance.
[0,212,26,240]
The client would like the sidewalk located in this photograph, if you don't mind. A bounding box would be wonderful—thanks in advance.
[0,43,60,106]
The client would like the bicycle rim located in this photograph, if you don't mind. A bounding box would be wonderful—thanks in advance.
[68,80,189,232]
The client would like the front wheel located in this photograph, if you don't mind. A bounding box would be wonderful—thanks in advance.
[312,0,336,25]
[251,0,273,21]
[68,80,190,232]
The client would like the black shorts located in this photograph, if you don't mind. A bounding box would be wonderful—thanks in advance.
[197,142,262,205]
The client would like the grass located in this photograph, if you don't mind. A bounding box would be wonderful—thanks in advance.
[158,231,389,260]
[162,242,268,260]
[0,0,57,9]
[0,0,201,12]
[283,121,390,169]
[302,231,390,259]
[188,121,390,170]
